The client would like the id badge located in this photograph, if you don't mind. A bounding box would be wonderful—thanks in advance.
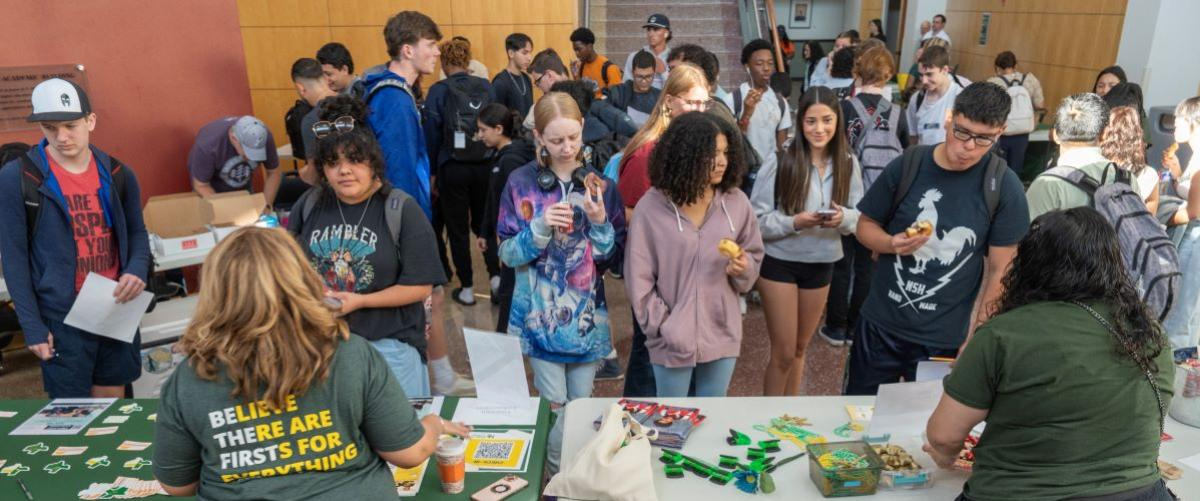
[454,131,467,149]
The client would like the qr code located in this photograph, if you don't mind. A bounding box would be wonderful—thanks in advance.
[474,441,514,460]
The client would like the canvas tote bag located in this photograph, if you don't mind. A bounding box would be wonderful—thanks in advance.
[544,403,658,501]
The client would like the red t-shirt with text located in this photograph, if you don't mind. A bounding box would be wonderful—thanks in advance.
[46,148,120,292]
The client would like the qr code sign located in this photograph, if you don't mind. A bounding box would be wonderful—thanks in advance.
[468,439,523,468]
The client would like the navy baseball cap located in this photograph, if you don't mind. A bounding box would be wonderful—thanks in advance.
[644,14,670,29]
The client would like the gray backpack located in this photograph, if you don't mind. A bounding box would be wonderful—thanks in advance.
[847,96,902,191]
[1044,163,1181,321]
[294,186,408,248]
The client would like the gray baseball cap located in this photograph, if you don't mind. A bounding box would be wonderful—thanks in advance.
[231,116,269,162]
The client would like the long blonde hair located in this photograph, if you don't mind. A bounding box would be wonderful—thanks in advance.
[619,63,709,170]
[178,227,349,409]
[533,91,585,166]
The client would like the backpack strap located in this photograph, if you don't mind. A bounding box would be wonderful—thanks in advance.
[600,60,615,87]
[1043,165,1100,202]
[982,153,1007,221]
[847,97,876,153]
[1018,73,1029,86]
[366,78,415,104]
[733,87,743,118]
[19,152,128,242]
[774,91,787,127]
[297,186,322,228]
[888,145,931,221]
[383,187,409,248]
[914,90,926,113]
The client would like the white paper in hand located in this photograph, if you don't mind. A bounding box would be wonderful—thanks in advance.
[463,328,530,406]
[915,361,953,382]
[64,273,153,343]
[868,380,945,439]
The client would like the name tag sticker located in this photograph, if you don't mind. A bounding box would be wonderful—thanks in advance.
[454,131,467,149]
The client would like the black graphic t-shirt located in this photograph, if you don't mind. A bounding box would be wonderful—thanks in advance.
[289,189,447,356]
[856,149,1029,349]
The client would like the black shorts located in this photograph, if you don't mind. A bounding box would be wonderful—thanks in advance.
[759,255,834,289]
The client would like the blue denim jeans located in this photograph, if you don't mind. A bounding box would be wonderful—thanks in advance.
[529,357,599,474]
[368,338,431,398]
[1164,223,1200,349]
[652,357,737,397]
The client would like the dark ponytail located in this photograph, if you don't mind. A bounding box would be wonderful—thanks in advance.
[478,103,522,139]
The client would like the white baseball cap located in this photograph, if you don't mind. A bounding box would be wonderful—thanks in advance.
[232,116,269,162]
[28,78,92,122]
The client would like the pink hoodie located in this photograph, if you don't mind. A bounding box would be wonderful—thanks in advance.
[625,187,765,368]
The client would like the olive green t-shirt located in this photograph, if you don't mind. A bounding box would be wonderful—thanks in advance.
[945,301,1174,501]
[153,335,422,500]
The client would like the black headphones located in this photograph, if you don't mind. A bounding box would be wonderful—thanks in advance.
[535,145,593,192]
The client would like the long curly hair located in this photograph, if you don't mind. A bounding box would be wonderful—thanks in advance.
[649,112,746,205]
[178,228,350,409]
[1100,106,1147,171]
[996,208,1165,369]
[775,86,853,214]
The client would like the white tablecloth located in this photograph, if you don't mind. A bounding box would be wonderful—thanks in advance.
[562,396,1199,499]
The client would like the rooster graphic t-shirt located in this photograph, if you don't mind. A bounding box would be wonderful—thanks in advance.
[856,149,1028,349]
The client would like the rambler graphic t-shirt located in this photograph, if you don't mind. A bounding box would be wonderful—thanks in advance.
[187,116,280,193]
[287,189,446,354]
[856,149,1029,348]
[46,150,119,292]
[153,335,422,499]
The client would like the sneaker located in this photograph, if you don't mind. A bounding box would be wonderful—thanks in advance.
[451,287,476,306]
[433,373,477,397]
[594,357,625,380]
[819,325,850,346]
[489,275,501,305]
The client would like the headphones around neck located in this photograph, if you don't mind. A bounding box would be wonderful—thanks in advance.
[535,145,593,192]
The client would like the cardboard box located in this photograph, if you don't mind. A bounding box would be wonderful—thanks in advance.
[142,193,216,256]
[205,191,267,241]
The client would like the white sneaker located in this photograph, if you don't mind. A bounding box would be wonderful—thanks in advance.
[739,295,748,315]
[433,373,477,397]
[490,275,501,295]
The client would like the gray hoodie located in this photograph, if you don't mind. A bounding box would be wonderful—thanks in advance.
[625,188,764,368]
[750,154,863,263]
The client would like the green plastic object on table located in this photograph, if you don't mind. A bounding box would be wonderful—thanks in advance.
[665,464,685,478]
[661,449,684,464]
[718,454,740,469]
[758,439,781,453]
[727,428,752,446]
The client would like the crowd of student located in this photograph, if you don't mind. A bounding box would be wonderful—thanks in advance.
[1,7,1197,500]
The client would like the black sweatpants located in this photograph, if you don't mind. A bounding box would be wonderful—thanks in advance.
[826,235,875,331]
[439,160,495,288]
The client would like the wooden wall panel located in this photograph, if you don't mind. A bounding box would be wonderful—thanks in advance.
[238,0,578,143]
[859,0,883,37]
[943,0,1127,122]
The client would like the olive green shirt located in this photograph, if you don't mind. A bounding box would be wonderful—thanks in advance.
[1026,147,1138,220]
[945,301,1173,501]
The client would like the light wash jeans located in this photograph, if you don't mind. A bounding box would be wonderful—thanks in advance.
[529,357,599,475]
[1164,224,1200,350]
[652,357,738,397]
[368,338,431,398]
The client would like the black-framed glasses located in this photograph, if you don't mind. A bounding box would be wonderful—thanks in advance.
[312,116,356,139]
[533,72,547,88]
[951,124,999,147]
[632,73,655,82]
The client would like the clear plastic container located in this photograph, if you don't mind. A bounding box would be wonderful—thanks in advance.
[1169,364,1200,428]
[806,441,883,497]
[880,469,933,490]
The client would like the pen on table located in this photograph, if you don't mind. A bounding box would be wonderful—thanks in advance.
[17,478,33,500]
[928,356,955,363]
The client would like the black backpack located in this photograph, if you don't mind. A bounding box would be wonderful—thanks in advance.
[889,145,1008,223]
[1044,163,1181,322]
[442,76,491,163]
[583,134,629,173]
[283,99,313,161]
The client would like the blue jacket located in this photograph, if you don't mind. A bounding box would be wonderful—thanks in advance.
[497,162,626,363]
[0,141,151,345]
[364,70,434,220]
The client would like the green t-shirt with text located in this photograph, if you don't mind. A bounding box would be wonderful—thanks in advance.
[153,335,421,500]
[945,301,1173,501]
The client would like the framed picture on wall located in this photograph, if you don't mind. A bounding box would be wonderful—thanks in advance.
[790,0,812,29]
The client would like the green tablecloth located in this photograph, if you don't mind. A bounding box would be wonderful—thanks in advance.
[0,398,550,500]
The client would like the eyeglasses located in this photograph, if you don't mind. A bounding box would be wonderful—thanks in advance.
[533,72,547,87]
[670,94,713,112]
[632,74,655,82]
[312,116,356,139]
[951,124,999,147]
